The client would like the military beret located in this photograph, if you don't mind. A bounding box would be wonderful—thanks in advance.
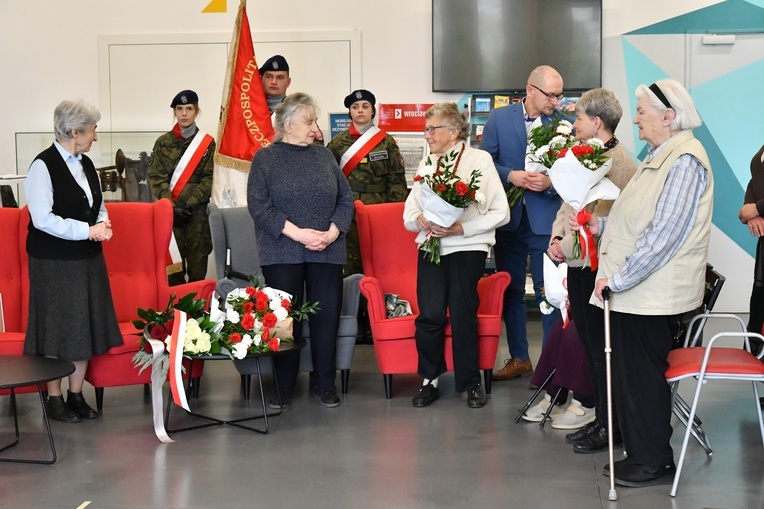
[344,89,376,108]
[259,55,289,76]
[170,90,199,108]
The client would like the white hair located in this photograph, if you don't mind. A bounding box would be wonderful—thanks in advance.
[635,79,702,131]
[53,99,101,141]
[273,92,319,141]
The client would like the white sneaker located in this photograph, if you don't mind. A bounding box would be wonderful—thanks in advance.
[521,394,564,422]
[551,399,596,430]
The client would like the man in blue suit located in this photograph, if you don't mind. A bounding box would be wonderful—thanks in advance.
[480,65,565,380]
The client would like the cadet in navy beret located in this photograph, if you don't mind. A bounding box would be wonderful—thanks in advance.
[170,89,199,108]
[260,55,292,115]
[344,89,376,109]
[259,55,290,76]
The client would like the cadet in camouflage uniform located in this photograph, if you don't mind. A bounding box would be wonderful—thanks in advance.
[148,90,215,286]
[327,89,407,275]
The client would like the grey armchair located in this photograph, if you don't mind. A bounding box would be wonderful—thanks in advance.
[208,203,362,395]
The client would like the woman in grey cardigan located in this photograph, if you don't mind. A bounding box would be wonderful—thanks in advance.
[247,93,354,408]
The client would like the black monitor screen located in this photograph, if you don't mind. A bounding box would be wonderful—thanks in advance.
[433,0,602,93]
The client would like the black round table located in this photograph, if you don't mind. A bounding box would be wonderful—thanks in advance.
[0,355,75,464]
[165,338,305,435]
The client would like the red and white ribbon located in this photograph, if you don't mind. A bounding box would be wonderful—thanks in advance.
[576,210,598,271]
[168,309,190,412]
[146,336,174,443]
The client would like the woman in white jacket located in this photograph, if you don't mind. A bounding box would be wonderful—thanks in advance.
[403,102,509,409]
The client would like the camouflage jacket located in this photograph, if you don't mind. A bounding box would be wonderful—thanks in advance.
[147,128,215,209]
[326,130,407,204]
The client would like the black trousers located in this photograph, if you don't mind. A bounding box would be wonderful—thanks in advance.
[261,263,343,393]
[611,311,677,467]
[748,237,764,355]
[567,267,616,428]
[415,250,485,392]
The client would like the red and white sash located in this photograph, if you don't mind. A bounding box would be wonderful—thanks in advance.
[339,125,388,177]
[166,130,214,273]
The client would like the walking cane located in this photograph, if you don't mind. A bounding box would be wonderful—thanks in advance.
[602,286,617,501]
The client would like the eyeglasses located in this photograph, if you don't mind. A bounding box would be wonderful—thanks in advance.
[423,125,451,135]
[528,84,564,101]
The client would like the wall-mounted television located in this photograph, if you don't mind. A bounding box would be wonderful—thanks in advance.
[432,0,602,93]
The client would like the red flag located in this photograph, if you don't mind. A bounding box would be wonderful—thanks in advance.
[212,0,273,206]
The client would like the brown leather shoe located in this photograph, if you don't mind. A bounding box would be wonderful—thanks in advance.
[492,358,533,380]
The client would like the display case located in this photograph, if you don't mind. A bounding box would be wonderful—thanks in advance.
[13,131,164,206]
[465,93,581,148]
[467,94,521,148]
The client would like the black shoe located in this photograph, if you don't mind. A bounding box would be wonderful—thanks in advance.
[46,395,80,423]
[314,387,341,408]
[268,391,290,410]
[467,385,488,408]
[412,383,439,408]
[603,455,636,477]
[572,425,622,454]
[613,459,677,487]
[66,390,98,419]
[565,420,600,444]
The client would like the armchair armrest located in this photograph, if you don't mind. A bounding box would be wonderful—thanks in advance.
[477,271,511,315]
[341,273,364,317]
[215,278,238,304]
[159,278,216,311]
[359,276,387,324]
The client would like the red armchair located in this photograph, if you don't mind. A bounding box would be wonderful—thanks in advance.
[84,200,215,410]
[355,200,510,398]
[0,208,35,396]
[0,202,214,407]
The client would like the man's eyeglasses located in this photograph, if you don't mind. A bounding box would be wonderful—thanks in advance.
[528,84,564,101]
[423,125,451,135]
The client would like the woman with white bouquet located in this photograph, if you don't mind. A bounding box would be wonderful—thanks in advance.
[544,89,636,448]
[403,102,509,408]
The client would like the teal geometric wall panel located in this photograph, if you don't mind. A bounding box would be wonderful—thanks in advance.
[620,38,669,156]
[693,123,755,256]
[627,0,764,35]
[620,0,764,258]
[691,59,764,186]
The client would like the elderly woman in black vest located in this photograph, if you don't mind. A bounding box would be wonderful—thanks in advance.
[24,100,122,423]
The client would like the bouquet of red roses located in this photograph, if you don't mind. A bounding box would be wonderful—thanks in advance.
[547,138,618,268]
[413,148,483,264]
[212,281,318,359]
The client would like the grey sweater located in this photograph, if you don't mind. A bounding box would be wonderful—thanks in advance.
[247,141,354,266]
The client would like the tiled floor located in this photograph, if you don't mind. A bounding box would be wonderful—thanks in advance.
[0,316,762,509]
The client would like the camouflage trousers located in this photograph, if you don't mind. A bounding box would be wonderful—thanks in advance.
[169,209,212,286]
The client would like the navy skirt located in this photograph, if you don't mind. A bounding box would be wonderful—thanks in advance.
[24,253,123,362]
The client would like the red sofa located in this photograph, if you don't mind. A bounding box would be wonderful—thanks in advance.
[355,201,510,398]
[0,200,215,410]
